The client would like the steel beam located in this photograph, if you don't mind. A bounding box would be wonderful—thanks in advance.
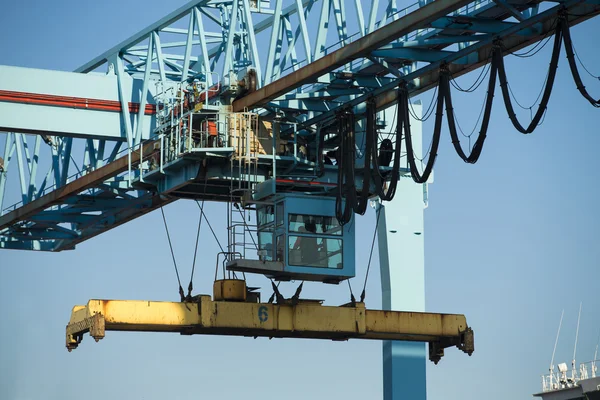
[377,103,428,400]
[0,66,155,140]
[232,0,472,111]
[373,0,600,110]
[0,140,158,230]
[75,0,212,73]
[295,0,600,129]
[66,297,474,362]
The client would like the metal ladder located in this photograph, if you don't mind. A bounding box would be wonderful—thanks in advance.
[227,112,259,261]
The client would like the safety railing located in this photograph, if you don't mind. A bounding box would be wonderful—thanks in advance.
[541,360,599,392]
[1,145,131,216]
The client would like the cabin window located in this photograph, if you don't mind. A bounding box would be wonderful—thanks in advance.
[288,214,342,235]
[288,237,343,269]
[257,205,274,226]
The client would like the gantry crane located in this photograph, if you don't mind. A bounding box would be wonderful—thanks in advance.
[1,0,599,399]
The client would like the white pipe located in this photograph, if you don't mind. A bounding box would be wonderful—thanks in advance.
[550,310,564,389]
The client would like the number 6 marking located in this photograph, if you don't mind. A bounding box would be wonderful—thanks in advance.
[258,306,268,323]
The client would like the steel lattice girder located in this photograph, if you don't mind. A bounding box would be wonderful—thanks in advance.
[1,0,599,252]
[233,0,475,111]
[65,297,474,365]
[0,140,172,251]
[234,0,600,121]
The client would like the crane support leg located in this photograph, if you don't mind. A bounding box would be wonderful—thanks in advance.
[66,297,474,363]
[377,103,428,399]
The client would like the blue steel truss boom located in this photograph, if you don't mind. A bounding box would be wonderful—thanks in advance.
[1,2,599,400]
[0,0,598,252]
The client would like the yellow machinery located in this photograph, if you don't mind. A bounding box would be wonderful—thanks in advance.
[66,280,474,364]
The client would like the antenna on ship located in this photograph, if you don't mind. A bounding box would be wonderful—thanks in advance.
[571,303,582,382]
[550,309,564,389]
[593,329,599,378]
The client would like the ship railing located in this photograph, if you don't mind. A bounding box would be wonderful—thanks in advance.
[541,359,599,392]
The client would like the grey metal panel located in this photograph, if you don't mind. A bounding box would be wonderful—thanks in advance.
[580,377,600,394]
[0,66,154,140]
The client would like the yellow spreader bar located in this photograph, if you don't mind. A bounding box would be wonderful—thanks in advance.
[66,296,473,363]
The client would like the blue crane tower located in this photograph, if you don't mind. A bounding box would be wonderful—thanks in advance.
[1,0,599,399]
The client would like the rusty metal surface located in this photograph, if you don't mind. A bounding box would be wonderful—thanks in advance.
[373,2,600,112]
[65,297,474,363]
[52,193,173,251]
[0,140,159,230]
[213,279,247,301]
[231,0,473,112]
[293,0,599,129]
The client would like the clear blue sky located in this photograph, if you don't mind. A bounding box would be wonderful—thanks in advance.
[1,1,599,399]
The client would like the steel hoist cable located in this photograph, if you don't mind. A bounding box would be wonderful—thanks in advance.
[187,167,210,298]
[187,198,205,298]
[160,206,185,301]
[195,200,225,253]
[359,202,382,303]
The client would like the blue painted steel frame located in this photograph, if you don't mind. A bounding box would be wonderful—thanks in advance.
[3,0,598,254]
[377,103,427,400]
[1,2,599,397]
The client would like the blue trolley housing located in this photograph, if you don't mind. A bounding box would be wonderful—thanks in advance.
[227,194,355,284]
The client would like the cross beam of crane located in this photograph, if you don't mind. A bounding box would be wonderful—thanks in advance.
[0,141,160,231]
[66,297,474,364]
[232,0,472,111]
[1,0,599,251]
[234,0,600,125]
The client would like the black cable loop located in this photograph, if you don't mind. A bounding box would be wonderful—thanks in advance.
[335,110,354,225]
[454,86,488,139]
[335,112,347,224]
[449,51,493,93]
[408,85,438,122]
[414,134,435,163]
[561,19,600,107]
[404,75,442,183]
[347,111,359,214]
[353,98,378,215]
[504,20,557,58]
[450,62,490,93]
[507,78,548,111]
[445,47,498,164]
[497,18,564,134]
[538,107,549,126]
[572,44,600,79]
[369,101,393,188]
[374,85,404,200]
